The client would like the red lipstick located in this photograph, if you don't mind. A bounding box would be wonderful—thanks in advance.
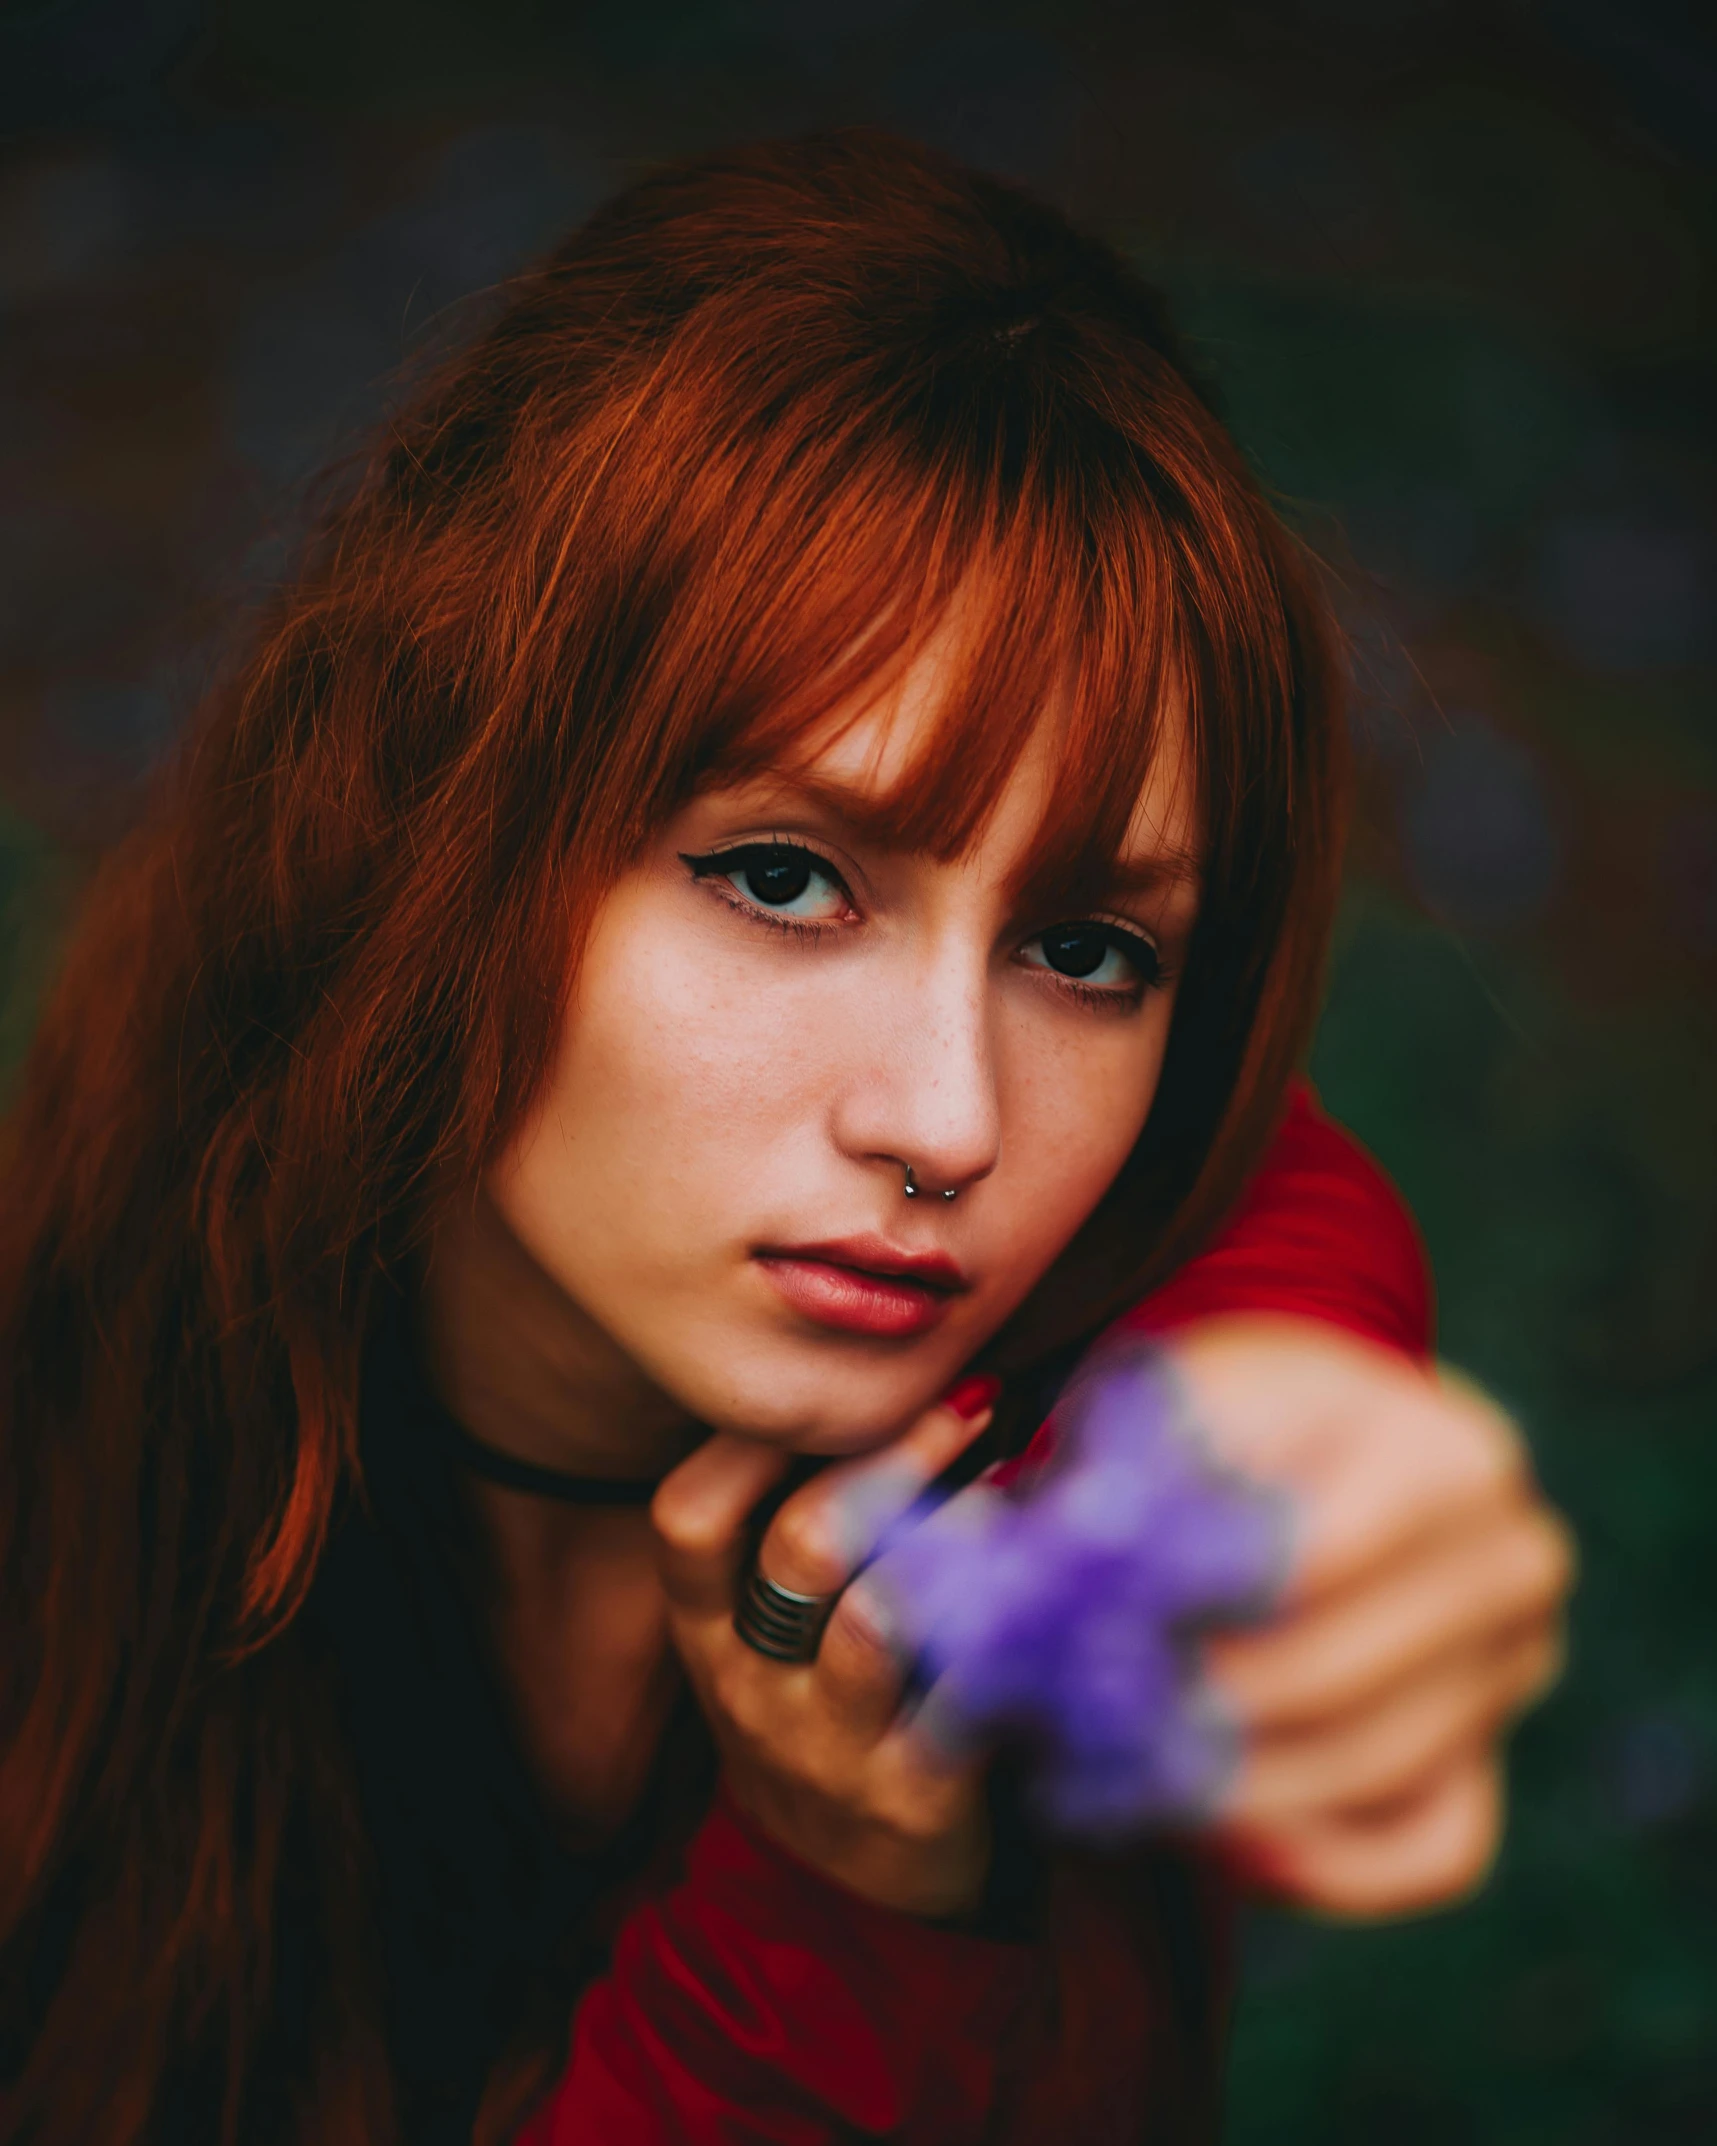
[754,1234,969,1339]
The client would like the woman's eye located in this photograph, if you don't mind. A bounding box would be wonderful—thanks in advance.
[1021,922,1162,995]
[683,842,852,923]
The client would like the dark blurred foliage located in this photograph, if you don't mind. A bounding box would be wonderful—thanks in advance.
[0,2,1712,2138]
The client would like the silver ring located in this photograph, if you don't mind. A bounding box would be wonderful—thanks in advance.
[903,1164,957,1202]
[734,1567,838,1663]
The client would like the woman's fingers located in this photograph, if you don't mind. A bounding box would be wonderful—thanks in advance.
[1231,1754,1504,1920]
[1224,1625,1561,1828]
[1280,1380,1532,1610]
[754,1381,998,1599]
[650,1393,999,1920]
[813,1580,909,1737]
[654,1387,995,1741]
[739,1386,996,1738]
[652,1433,792,1617]
[1171,1319,1539,1614]
[1206,1500,1573,1732]
[1161,1321,1569,1923]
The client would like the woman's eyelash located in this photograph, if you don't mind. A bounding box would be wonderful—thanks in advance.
[678,839,854,935]
[1024,919,1169,1009]
[1053,963,1172,1014]
[680,844,1170,1004]
[1119,929,1169,991]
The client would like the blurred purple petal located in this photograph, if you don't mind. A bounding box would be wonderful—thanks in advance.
[866,1341,1287,1839]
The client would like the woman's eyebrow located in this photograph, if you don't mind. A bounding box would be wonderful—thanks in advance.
[1104,851,1204,904]
[722,769,923,847]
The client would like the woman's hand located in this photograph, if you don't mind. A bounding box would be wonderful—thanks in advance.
[1165,1315,1574,1919]
[650,1386,998,1919]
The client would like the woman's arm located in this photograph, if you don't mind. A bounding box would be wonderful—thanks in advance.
[514,1788,1030,2146]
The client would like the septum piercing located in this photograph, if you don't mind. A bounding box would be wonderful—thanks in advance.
[903,1164,957,1202]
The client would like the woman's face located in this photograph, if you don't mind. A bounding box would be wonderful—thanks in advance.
[487,651,1201,1457]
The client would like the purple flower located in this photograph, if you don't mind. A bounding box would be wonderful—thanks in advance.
[864,1340,1288,1839]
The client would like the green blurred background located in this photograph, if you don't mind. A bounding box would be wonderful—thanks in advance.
[1,2,1712,2137]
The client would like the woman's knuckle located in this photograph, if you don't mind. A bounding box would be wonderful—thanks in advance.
[1510,1629,1565,1710]
[1443,1765,1502,1889]
[822,1598,889,1671]
[1509,1508,1576,1608]
[651,1487,719,1559]
[1536,1510,1578,1597]
[876,1783,940,1847]
[1441,1414,1520,1507]
[1442,1816,1497,1899]
[767,1505,843,1590]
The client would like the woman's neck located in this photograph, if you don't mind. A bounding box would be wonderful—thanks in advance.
[417,1187,696,1840]
[465,1480,683,1845]
[417,1184,703,1484]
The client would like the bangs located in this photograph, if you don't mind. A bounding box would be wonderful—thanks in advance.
[604,302,1298,925]
[711,497,1187,921]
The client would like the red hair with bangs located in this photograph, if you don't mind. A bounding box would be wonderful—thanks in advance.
[0,131,1346,2142]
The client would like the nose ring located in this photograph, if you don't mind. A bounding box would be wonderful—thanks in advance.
[903,1164,957,1202]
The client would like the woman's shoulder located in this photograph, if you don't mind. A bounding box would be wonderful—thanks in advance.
[1119,1081,1434,1360]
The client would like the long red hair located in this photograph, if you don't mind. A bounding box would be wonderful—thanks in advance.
[0,131,1347,2141]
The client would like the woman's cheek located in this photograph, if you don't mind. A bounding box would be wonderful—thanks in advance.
[995,1001,1170,1236]
[569,920,815,1168]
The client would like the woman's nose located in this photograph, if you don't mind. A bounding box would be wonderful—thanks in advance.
[832,956,1001,1200]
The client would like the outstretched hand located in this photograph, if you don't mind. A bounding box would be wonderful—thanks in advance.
[1167,1314,1574,1919]
[653,1317,1572,1930]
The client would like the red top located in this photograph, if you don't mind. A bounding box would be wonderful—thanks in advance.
[514,1087,1432,2145]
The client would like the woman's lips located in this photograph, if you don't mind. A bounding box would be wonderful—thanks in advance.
[754,1237,968,1339]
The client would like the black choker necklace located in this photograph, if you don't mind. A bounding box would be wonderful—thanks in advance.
[440,1416,663,1507]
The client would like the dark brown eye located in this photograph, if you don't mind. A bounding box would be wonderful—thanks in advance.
[681,841,851,924]
[739,850,812,906]
[1040,925,1108,978]
[1023,922,1162,995]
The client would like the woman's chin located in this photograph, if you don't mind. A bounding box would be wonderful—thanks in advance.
[776,1414,920,1459]
[649,1297,981,1455]
[684,1360,945,1458]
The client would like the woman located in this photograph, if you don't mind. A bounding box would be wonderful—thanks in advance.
[0,132,1569,2144]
